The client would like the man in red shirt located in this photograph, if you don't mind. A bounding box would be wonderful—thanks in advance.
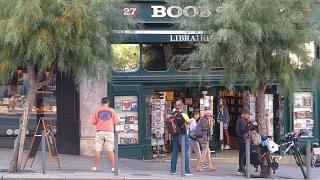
[91,97,120,172]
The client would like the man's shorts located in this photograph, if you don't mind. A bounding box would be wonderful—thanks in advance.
[223,122,229,129]
[95,131,114,152]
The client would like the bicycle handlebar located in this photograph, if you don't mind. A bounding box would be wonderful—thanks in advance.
[285,131,303,141]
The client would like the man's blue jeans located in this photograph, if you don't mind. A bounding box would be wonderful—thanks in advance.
[170,134,190,173]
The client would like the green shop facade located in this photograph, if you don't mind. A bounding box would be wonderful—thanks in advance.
[107,0,320,159]
[0,0,319,159]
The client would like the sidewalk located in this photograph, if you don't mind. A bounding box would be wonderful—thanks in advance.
[1,148,319,179]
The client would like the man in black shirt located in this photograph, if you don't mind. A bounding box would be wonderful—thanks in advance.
[236,107,257,175]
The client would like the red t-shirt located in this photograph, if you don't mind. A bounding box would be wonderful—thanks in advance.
[91,106,120,132]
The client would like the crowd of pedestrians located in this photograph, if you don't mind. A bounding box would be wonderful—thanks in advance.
[89,97,256,177]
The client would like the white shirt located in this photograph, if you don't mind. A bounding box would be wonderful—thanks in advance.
[188,118,198,133]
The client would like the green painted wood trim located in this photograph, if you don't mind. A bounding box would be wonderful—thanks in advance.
[113,84,140,93]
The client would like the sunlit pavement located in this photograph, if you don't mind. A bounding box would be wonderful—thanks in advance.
[0,148,319,179]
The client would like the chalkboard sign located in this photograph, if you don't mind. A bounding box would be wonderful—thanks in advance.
[23,117,60,169]
[42,119,58,157]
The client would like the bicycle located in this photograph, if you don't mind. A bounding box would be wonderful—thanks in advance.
[269,132,306,179]
[241,131,306,179]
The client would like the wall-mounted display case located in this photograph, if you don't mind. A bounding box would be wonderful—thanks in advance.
[293,92,314,138]
[114,96,139,145]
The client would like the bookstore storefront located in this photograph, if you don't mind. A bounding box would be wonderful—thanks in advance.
[0,0,319,158]
[106,1,319,159]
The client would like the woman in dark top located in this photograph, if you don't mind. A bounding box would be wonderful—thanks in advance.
[196,110,216,172]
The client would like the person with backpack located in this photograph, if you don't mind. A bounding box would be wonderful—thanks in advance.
[236,107,257,175]
[195,110,216,172]
[169,100,192,176]
[188,111,201,164]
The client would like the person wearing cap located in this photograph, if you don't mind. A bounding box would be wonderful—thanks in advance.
[236,106,257,175]
[196,110,216,172]
[170,100,192,176]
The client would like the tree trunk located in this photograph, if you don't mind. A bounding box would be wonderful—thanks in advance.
[256,80,271,178]
[9,64,37,173]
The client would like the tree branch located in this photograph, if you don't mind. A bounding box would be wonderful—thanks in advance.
[35,64,55,90]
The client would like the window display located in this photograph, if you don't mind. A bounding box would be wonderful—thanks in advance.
[150,99,165,139]
[293,92,314,137]
[0,71,57,137]
[114,96,139,145]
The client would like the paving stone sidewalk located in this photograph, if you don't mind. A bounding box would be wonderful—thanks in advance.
[1,148,319,179]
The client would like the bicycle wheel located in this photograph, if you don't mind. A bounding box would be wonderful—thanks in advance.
[292,146,307,179]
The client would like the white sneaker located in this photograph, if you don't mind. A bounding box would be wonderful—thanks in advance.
[112,168,121,173]
[221,144,224,151]
[185,173,193,176]
[224,145,231,150]
[170,172,176,175]
[92,167,97,172]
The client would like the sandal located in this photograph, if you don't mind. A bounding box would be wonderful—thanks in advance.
[208,166,217,171]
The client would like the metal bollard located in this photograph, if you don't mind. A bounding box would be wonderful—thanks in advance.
[306,141,311,179]
[245,138,250,178]
[181,135,185,177]
[41,130,46,174]
[114,132,119,176]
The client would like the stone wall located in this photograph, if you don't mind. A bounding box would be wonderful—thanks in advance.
[79,76,107,156]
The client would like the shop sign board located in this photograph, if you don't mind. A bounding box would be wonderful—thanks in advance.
[114,30,211,43]
[169,34,211,42]
[151,6,211,18]
[122,3,211,23]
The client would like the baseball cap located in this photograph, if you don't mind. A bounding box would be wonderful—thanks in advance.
[204,110,213,116]
[242,106,253,115]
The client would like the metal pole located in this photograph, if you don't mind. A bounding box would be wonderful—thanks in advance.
[114,132,119,176]
[306,141,311,179]
[245,138,250,178]
[181,135,185,177]
[41,130,46,174]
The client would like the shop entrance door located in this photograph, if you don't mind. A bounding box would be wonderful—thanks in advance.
[56,73,80,155]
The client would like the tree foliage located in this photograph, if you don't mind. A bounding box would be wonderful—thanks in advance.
[112,44,140,72]
[0,0,132,83]
[180,1,320,176]
[181,0,320,93]
[0,0,133,172]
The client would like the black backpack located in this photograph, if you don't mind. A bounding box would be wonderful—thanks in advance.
[173,111,187,134]
[250,145,262,166]
[166,111,185,135]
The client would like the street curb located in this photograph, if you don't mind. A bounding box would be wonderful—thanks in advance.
[0,173,173,180]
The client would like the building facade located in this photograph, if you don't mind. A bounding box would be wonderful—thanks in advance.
[0,0,319,159]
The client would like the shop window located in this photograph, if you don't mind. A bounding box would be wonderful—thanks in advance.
[293,92,314,137]
[114,96,139,145]
[142,43,197,71]
[0,70,57,137]
[112,44,140,72]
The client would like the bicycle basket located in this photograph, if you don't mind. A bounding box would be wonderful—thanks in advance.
[267,140,279,153]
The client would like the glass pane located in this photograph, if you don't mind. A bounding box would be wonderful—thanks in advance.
[31,72,57,135]
[112,44,140,72]
[0,70,57,137]
[114,96,139,145]
[293,92,314,137]
[142,43,196,71]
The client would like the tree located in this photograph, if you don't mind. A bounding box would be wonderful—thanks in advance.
[181,0,320,177]
[0,0,131,173]
[112,44,140,72]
